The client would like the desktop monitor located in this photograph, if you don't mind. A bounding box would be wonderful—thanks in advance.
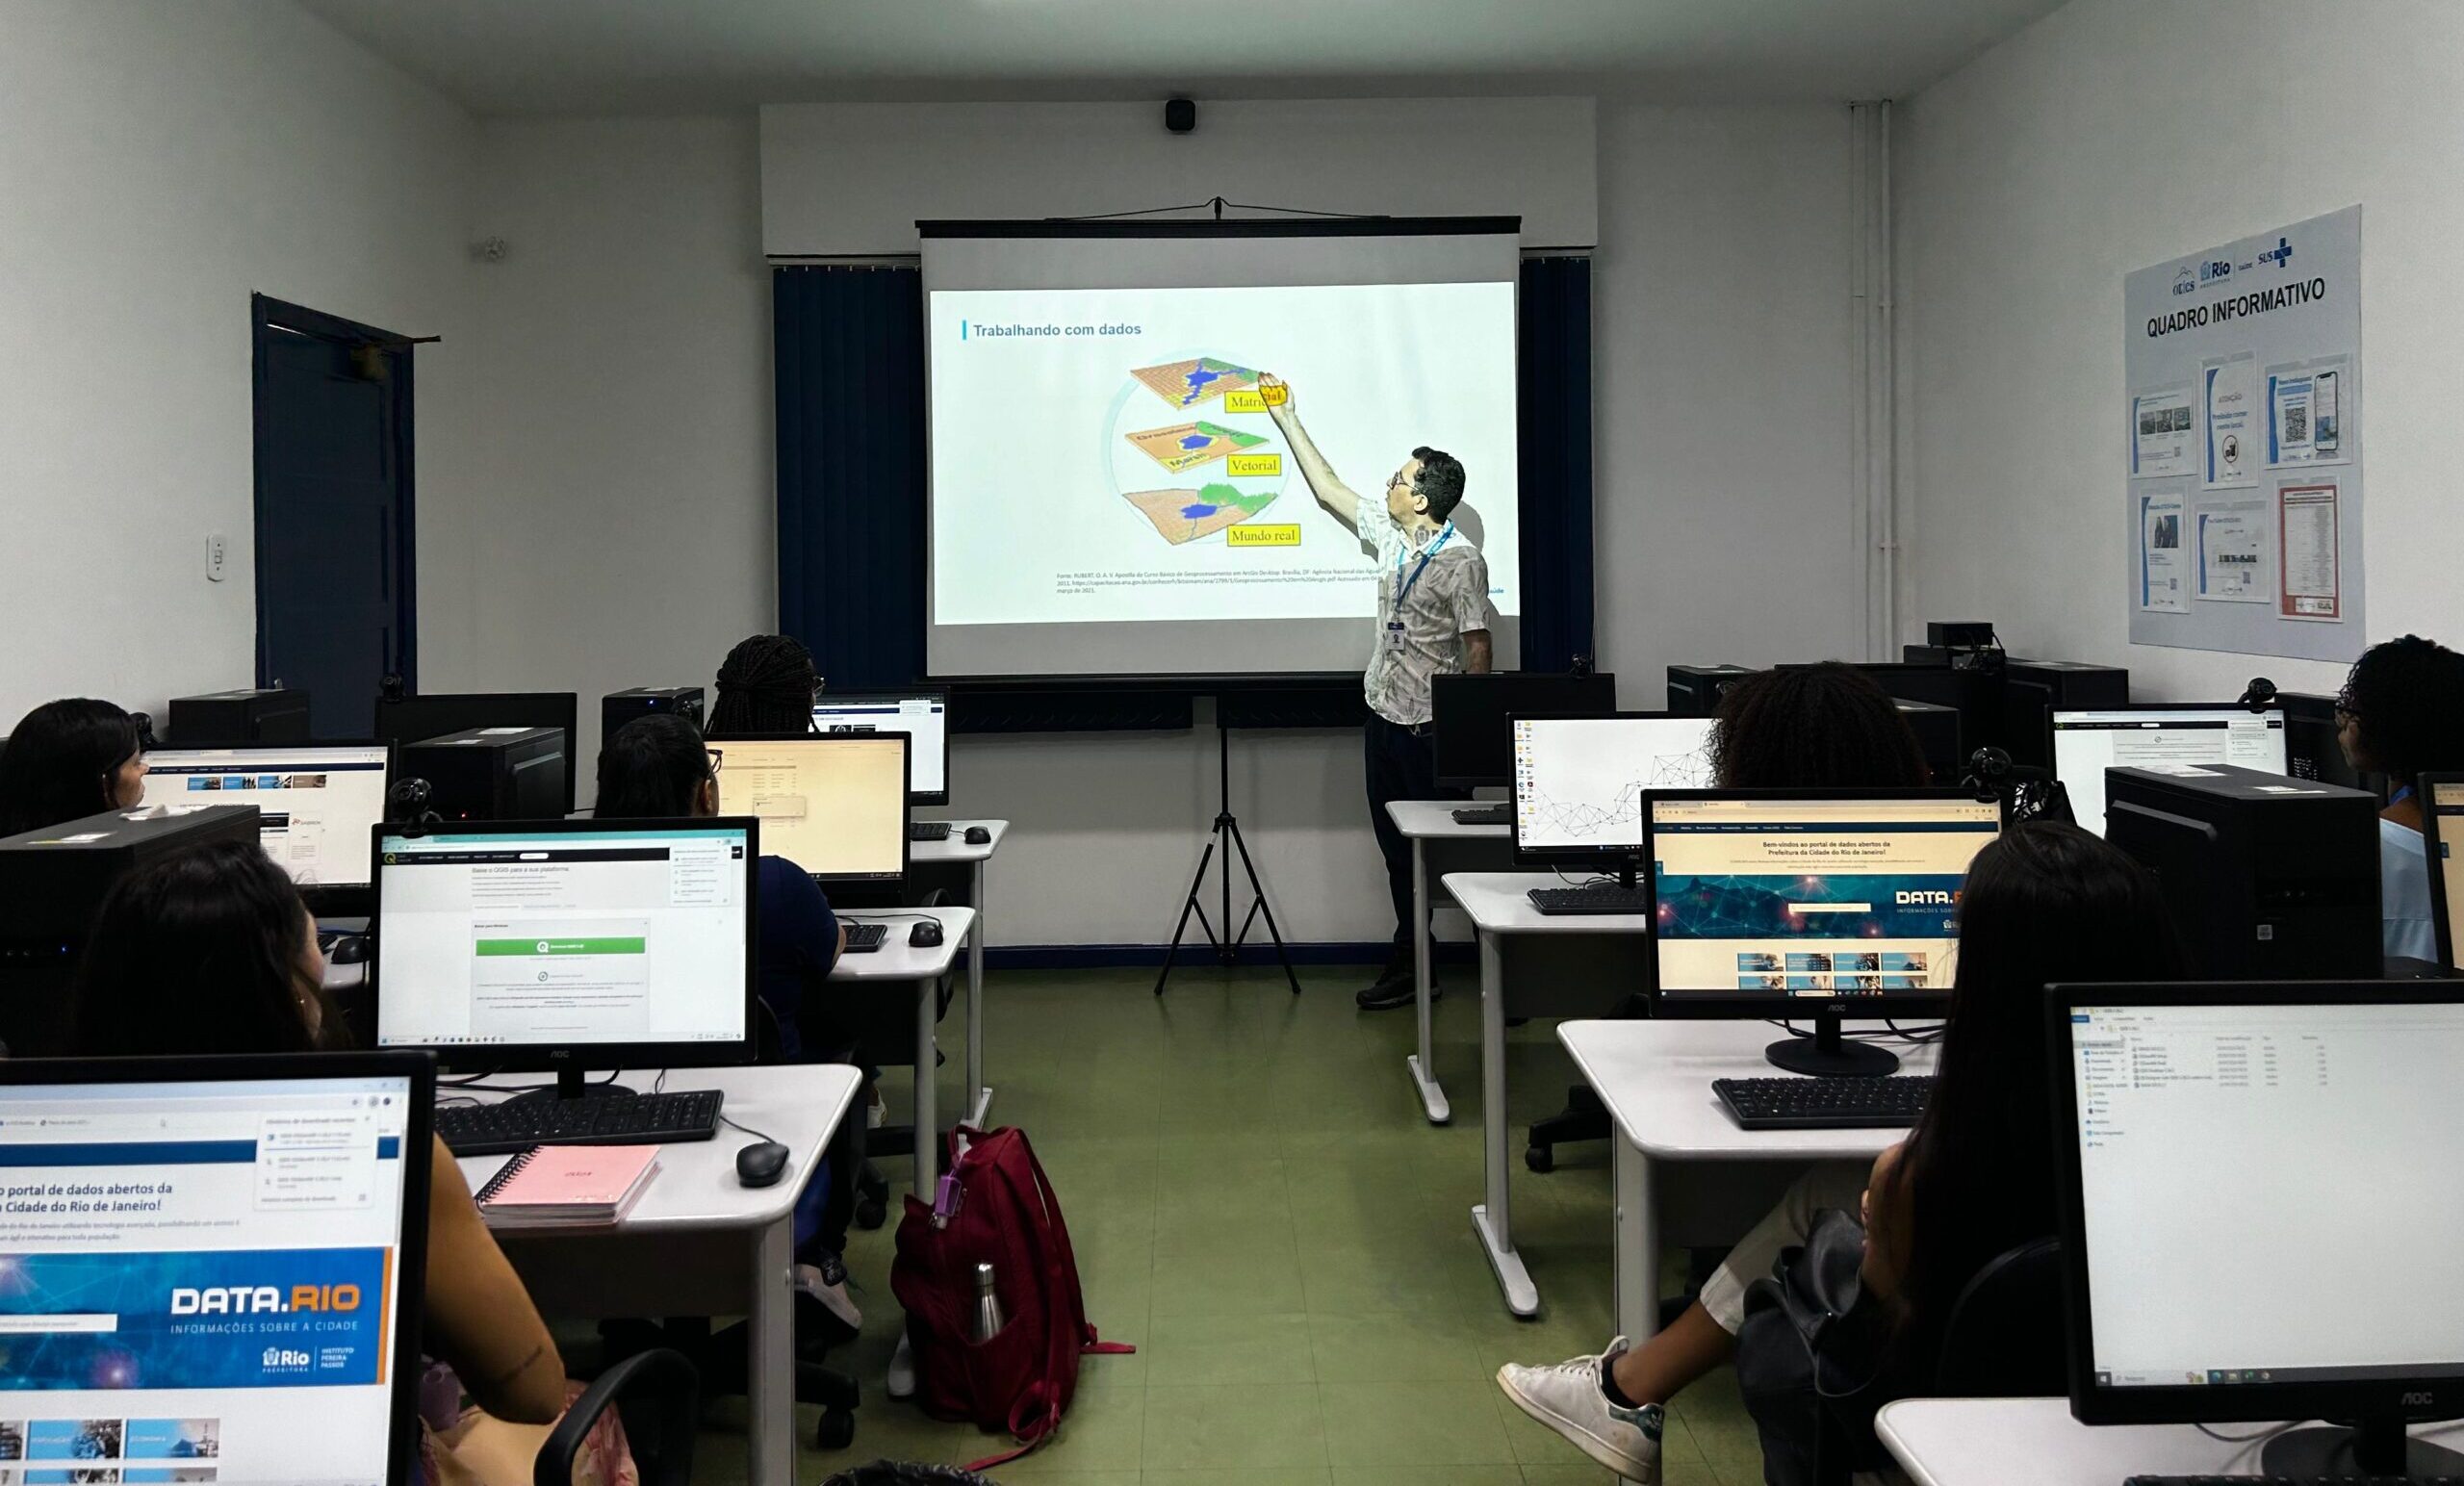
[811,689,951,806]
[2421,775,2464,973]
[141,743,393,910]
[1433,672,1619,789]
[1508,712,1715,881]
[2050,704,2287,835]
[372,691,580,812]
[2050,984,2464,1478]
[372,817,757,1089]
[0,1052,434,1484]
[711,733,910,886]
[1647,789,2004,1076]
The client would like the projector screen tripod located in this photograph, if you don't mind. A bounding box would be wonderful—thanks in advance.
[1155,720,1302,996]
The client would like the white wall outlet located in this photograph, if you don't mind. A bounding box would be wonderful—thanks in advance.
[206,530,228,582]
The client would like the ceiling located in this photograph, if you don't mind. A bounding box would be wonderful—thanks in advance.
[295,0,2066,115]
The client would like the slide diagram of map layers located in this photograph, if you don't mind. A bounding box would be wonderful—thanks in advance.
[1122,357,1282,545]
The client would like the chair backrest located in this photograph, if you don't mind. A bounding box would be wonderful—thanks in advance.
[1932,1235,2065,1396]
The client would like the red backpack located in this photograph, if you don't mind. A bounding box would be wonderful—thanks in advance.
[889,1126,1134,1469]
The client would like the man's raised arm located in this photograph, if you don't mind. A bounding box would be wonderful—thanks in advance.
[1260,373,1362,535]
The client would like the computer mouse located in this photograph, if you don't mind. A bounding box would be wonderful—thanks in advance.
[909,919,945,949]
[963,826,992,845]
[734,1140,791,1189]
[327,935,371,965]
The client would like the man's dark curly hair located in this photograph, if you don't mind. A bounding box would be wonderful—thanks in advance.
[1709,662,1933,789]
[2336,633,2464,783]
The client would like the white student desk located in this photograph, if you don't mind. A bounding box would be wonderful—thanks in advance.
[1557,1019,1938,1348]
[1876,1396,2464,1486]
[1444,872,1654,1316]
[833,904,973,1195]
[910,818,1007,1128]
[454,1063,860,1486]
[1384,801,1514,1122]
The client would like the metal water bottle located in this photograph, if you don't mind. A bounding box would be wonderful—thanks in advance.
[970,1262,1006,1342]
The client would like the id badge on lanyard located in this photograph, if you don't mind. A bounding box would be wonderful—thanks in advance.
[1390,523,1454,652]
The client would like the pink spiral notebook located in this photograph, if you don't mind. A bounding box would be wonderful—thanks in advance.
[475,1144,660,1223]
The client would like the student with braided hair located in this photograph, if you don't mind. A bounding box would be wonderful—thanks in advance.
[708,632,824,737]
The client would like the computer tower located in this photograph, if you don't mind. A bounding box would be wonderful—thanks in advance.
[399,727,568,822]
[1894,700,1964,784]
[374,692,581,812]
[1667,665,1754,716]
[602,686,705,741]
[2001,659,2129,769]
[0,803,262,1055]
[2105,763,2381,980]
[167,687,311,744]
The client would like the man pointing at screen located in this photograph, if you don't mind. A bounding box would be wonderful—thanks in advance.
[1261,372,1494,1011]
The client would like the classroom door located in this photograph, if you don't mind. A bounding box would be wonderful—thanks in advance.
[251,295,418,739]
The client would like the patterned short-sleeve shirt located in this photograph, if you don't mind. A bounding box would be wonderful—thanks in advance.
[1362,516,1493,728]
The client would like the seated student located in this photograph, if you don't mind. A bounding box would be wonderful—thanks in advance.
[0,698,146,835]
[1704,661,1934,789]
[2334,634,2464,960]
[66,839,635,1486]
[1499,822,2180,1482]
[595,712,861,1326]
[707,632,824,737]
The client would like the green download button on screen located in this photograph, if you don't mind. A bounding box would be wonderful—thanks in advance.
[475,936,647,957]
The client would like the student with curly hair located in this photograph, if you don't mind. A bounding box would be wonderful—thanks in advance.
[2336,634,2464,958]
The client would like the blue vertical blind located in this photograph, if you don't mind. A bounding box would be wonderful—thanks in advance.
[773,256,1594,691]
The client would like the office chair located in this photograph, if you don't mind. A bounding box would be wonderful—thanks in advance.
[1801,1235,2066,1486]
[1524,990,1650,1173]
[1931,1235,2065,1395]
[537,1346,699,1486]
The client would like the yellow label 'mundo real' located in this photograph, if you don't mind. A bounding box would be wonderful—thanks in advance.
[1227,524,1301,548]
[1225,452,1282,477]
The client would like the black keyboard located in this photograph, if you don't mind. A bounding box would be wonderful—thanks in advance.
[908,821,953,842]
[1714,1075,1935,1130]
[1527,884,1654,915]
[1451,804,1511,826]
[2127,1478,2464,1485]
[435,1089,725,1157]
[842,921,889,954]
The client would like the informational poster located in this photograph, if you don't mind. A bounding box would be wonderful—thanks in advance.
[2278,481,2342,620]
[2123,206,2363,660]
[2194,496,2268,602]
[2200,353,2257,489]
[2130,383,2196,478]
[2139,486,2189,613]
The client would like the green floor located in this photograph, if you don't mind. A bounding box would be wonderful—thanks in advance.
[692,963,1764,1484]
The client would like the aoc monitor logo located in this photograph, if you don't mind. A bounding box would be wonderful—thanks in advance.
[2258,236,2296,269]
[172,1283,363,1317]
[1895,889,1960,907]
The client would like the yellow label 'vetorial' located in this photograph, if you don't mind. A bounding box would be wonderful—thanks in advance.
[1227,525,1301,548]
[1225,453,1282,477]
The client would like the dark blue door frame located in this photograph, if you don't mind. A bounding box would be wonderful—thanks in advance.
[249,294,420,713]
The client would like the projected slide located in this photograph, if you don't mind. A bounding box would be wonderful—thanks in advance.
[928,278,1518,658]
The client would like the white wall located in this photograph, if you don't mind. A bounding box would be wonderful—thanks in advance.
[437,115,778,775]
[452,98,1864,945]
[0,0,475,725]
[1897,0,2464,701]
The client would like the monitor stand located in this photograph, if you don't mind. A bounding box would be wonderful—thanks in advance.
[1764,1003,1900,1078]
[506,1067,637,1105]
[2262,1416,2464,1479]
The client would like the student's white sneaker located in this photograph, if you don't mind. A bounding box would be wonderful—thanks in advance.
[1497,1338,1664,1482]
[794,1258,862,1331]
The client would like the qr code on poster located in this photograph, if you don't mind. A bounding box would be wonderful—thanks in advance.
[2285,405,2308,443]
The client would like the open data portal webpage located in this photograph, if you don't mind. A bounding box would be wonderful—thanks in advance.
[1652,798,2000,995]
[375,828,748,1050]
[0,1073,414,1484]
